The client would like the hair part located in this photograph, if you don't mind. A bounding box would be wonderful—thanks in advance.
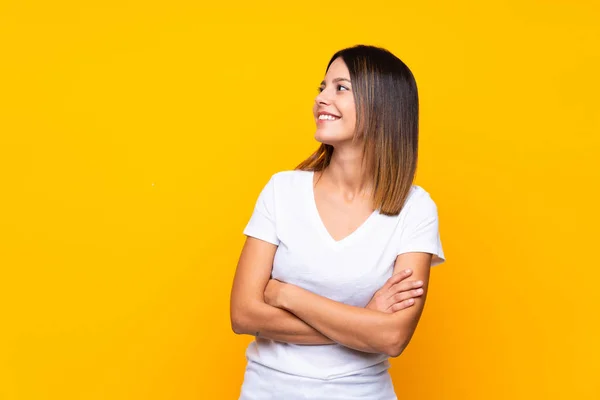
[296,44,419,216]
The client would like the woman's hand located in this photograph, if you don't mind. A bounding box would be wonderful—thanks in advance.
[366,269,424,313]
[264,278,287,308]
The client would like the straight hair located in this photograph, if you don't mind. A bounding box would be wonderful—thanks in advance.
[296,44,420,216]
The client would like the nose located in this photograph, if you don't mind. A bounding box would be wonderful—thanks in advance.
[315,88,332,106]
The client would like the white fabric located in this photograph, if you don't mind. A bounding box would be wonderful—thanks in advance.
[239,170,445,399]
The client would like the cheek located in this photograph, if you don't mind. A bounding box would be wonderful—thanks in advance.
[342,101,356,122]
[343,110,356,128]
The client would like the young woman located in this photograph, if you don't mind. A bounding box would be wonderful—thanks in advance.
[230,44,446,400]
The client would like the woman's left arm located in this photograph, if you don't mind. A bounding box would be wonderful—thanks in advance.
[266,252,433,357]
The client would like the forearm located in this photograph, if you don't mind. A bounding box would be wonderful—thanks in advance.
[279,285,409,356]
[232,300,335,345]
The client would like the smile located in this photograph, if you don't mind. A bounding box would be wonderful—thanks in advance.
[318,115,340,121]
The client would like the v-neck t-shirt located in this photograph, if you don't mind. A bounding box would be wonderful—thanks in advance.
[239,170,445,398]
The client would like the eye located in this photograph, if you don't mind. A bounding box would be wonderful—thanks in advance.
[317,85,349,93]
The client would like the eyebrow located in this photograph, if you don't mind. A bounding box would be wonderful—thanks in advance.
[320,77,351,85]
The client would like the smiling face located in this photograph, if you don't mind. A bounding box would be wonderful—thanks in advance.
[313,57,357,145]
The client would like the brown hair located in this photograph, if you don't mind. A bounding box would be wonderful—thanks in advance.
[296,44,419,216]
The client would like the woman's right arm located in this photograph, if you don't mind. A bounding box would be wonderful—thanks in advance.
[230,236,335,345]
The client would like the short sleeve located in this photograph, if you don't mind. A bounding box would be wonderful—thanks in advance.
[243,174,280,246]
[397,191,446,267]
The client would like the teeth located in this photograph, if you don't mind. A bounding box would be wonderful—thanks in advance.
[318,114,339,120]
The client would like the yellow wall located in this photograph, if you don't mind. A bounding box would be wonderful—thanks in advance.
[1,1,598,399]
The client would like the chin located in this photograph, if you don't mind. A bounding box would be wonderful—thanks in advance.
[314,130,353,146]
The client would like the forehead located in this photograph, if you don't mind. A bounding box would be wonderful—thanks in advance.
[325,57,350,79]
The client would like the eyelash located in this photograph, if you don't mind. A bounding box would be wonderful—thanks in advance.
[317,84,349,93]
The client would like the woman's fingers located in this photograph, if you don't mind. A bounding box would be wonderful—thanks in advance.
[386,279,424,299]
[380,269,413,293]
[387,298,417,312]
[374,270,425,313]
[384,287,424,312]
[393,288,424,303]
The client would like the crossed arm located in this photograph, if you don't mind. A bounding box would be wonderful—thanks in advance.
[230,237,432,357]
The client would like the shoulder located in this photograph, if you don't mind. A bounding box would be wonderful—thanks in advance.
[255,170,311,214]
[267,169,312,191]
[400,185,439,217]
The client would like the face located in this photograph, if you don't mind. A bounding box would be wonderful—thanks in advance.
[313,57,357,145]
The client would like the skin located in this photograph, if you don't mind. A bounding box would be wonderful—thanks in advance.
[230,57,432,356]
[311,57,375,241]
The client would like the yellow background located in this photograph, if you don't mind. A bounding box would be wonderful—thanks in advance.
[1,1,599,399]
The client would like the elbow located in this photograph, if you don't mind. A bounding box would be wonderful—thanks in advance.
[384,332,411,358]
[230,315,245,335]
[230,302,258,335]
[230,301,246,334]
[230,309,251,335]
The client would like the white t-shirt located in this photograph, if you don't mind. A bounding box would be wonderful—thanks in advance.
[239,170,445,399]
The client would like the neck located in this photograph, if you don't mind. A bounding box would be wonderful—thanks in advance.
[323,145,373,198]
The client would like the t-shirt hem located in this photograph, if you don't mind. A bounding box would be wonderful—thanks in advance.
[243,228,280,246]
[396,247,445,267]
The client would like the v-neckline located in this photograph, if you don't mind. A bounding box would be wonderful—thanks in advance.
[307,170,378,247]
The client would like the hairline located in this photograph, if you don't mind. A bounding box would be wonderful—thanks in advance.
[319,77,352,86]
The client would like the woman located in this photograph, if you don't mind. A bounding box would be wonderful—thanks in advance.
[230,44,445,400]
